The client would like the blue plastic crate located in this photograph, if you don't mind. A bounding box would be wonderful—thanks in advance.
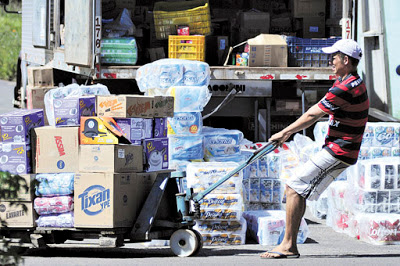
[285,36,342,67]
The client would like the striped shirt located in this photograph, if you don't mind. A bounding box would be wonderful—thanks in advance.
[317,73,369,165]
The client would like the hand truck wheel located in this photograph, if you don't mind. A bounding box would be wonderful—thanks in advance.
[170,229,198,257]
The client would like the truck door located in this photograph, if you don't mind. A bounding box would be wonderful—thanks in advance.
[64,0,94,67]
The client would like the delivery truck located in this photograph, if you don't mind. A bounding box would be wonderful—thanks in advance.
[5,0,400,141]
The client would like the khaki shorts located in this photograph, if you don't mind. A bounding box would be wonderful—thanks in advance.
[286,149,349,201]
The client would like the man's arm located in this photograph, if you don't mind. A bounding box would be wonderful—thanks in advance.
[269,103,326,146]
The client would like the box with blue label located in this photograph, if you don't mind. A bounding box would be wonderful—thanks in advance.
[0,143,31,175]
[32,126,79,173]
[143,138,169,172]
[74,172,158,228]
[0,109,44,144]
[154,118,168,138]
[54,96,96,127]
[115,118,153,145]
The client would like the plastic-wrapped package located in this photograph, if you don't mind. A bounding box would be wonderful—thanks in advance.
[34,196,74,215]
[186,162,243,194]
[35,173,74,197]
[362,123,374,147]
[355,158,400,190]
[307,189,329,219]
[136,59,210,93]
[372,124,395,147]
[167,112,203,136]
[168,135,204,161]
[200,194,243,209]
[313,121,328,144]
[36,211,74,228]
[166,86,211,112]
[243,210,309,245]
[357,213,400,245]
[194,217,247,234]
[202,127,244,159]
[200,208,243,221]
[101,37,137,65]
[44,83,110,126]
[201,233,245,245]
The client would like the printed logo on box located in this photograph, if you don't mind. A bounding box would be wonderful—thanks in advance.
[78,185,110,216]
[54,136,65,156]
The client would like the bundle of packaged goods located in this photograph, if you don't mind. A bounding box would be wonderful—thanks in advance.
[243,210,309,245]
[101,37,138,65]
[0,109,45,228]
[314,121,400,244]
[187,162,246,245]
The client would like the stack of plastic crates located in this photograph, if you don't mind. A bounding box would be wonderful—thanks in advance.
[168,35,205,61]
[285,36,342,67]
[153,0,211,40]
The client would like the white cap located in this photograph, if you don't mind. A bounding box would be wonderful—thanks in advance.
[322,39,362,60]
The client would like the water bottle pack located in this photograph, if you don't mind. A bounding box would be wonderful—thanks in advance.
[36,211,74,228]
[35,173,74,197]
[34,196,74,215]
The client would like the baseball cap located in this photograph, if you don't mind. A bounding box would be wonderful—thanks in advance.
[322,39,362,60]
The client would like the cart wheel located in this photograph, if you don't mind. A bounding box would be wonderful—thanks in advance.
[191,229,203,256]
[170,229,198,257]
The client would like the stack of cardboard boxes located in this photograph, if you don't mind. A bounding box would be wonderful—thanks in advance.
[1,69,175,229]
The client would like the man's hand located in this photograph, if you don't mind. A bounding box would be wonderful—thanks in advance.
[269,130,292,147]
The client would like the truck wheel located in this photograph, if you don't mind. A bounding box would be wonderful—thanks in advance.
[170,229,198,257]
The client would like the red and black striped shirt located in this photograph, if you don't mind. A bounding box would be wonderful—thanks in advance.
[317,73,369,165]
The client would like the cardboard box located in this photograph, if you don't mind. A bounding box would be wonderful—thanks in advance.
[97,95,154,118]
[79,144,143,173]
[80,117,131,145]
[0,109,44,144]
[154,118,168,138]
[32,126,79,173]
[97,95,174,118]
[247,34,288,67]
[0,201,36,228]
[153,96,174,118]
[74,172,156,228]
[115,118,153,145]
[0,143,31,174]
[27,67,54,87]
[0,174,35,201]
[238,11,270,42]
[291,0,326,18]
[26,86,54,125]
[303,16,326,38]
[143,138,169,172]
[54,96,96,127]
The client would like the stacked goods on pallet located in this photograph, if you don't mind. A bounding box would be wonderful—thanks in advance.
[187,162,246,245]
[309,121,400,245]
[136,58,211,173]
[0,110,44,228]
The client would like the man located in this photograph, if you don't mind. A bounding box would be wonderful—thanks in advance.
[260,39,369,259]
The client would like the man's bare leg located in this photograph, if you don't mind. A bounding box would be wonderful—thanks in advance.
[260,185,306,258]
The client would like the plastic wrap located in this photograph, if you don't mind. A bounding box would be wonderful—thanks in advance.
[355,158,400,190]
[202,127,244,159]
[200,194,243,209]
[34,196,74,215]
[201,233,245,245]
[44,84,110,126]
[186,162,243,194]
[194,217,247,234]
[243,210,309,245]
[166,86,211,112]
[36,211,74,228]
[357,213,400,245]
[307,189,329,219]
[35,173,74,197]
[168,135,204,161]
[313,121,328,144]
[136,59,210,93]
[101,37,138,65]
[167,112,203,136]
